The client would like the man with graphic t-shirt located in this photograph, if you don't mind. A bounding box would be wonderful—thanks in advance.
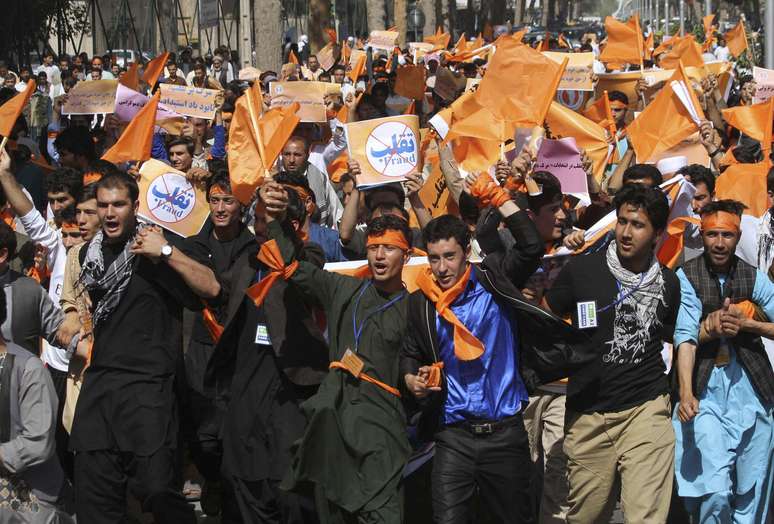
[543,184,681,524]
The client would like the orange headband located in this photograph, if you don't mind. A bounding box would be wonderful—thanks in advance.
[209,185,230,197]
[61,222,80,233]
[366,230,410,251]
[701,211,740,233]
[609,100,627,109]
[83,172,102,186]
[282,183,312,204]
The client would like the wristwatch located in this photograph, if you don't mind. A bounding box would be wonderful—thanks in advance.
[160,243,173,259]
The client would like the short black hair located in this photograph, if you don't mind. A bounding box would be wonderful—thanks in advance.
[423,214,471,251]
[88,159,122,179]
[78,182,98,203]
[699,199,746,218]
[332,64,346,73]
[59,205,78,224]
[46,167,83,200]
[622,163,663,187]
[167,136,195,156]
[273,171,312,193]
[54,126,96,161]
[677,164,715,194]
[96,172,139,202]
[458,192,480,224]
[0,221,17,260]
[365,214,412,248]
[527,171,564,213]
[339,173,355,186]
[732,140,762,164]
[768,166,774,193]
[608,90,629,106]
[613,183,670,231]
[363,183,405,211]
[371,83,389,98]
[284,186,308,228]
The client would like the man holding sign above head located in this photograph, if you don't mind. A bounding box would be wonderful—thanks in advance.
[260,179,412,524]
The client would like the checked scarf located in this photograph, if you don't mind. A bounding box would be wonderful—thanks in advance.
[78,225,144,328]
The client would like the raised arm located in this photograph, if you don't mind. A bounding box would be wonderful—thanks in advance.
[0,147,34,217]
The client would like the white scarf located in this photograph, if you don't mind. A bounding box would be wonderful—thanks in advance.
[604,241,666,364]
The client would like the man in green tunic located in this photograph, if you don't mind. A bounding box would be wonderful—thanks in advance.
[260,181,412,524]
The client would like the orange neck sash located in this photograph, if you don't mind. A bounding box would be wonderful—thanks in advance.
[245,239,299,308]
[415,264,485,361]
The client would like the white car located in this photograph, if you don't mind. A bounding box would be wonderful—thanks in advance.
[109,50,153,67]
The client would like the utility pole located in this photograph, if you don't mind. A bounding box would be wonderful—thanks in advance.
[239,0,252,68]
[679,0,684,36]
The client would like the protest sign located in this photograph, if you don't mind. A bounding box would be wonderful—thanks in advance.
[159,84,220,119]
[138,159,210,237]
[114,84,181,122]
[596,69,671,109]
[646,133,711,168]
[543,52,595,91]
[465,78,481,93]
[753,66,774,104]
[345,115,421,186]
[317,43,336,72]
[368,30,399,51]
[409,42,435,61]
[269,81,328,122]
[534,137,589,203]
[394,65,426,100]
[62,80,118,114]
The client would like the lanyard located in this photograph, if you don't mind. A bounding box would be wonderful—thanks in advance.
[352,281,406,353]
[596,272,645,314]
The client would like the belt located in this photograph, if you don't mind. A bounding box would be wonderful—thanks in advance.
[449,414,522,436]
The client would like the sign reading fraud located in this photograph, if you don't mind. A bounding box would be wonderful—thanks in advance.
[345,115,420,186]
[138,159,209,237]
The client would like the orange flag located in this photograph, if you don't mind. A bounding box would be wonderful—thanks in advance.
[659,35,705,69]
[325,28,337,44]
[725,21,748,58]
[141,52,170,89]
[582,91,616,136]
[102,92,159,163]
[424,27,451,51]
[453,33,467,53]
[288,50,300,65]
[715,162,769,217]
[120,61,140,91]
[703,15,715,40]
[643,32,654,60]
[558,33,571,49]
[228,95,301,204]
[627,62,705,162]
[545,101,611,183]
[600,15,643,65]
[654,32,680,56]
[0,80,35,139]
[349,53,366,84]
[327,153,349,183]
[475,38,567,133]
[721,97,774,145]
[340,41,351,64]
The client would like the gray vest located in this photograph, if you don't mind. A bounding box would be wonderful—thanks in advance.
[682,255,774,405]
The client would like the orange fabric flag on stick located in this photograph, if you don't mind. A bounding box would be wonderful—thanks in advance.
[120,61,140,91]
[545,101,611,183]
[424,27,451,51]
[659,35,705,69]
[287,50,300,65]
[643,32,654,60]
[349,53,366,84]
[0,80,35,139]
[141,52,170,89]
[725,21,748,58]
[453,33,467,53]
[721,97,774,145]
[475,38,567,132]
[703,15,715,40]
[600,15,643,65]
[582,91,616,135]
[627,62,705,162]
[715,162,769,217]
[228,95,301,204]
[101,91,159,164]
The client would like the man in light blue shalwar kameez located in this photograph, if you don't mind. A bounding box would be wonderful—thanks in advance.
[672,200,774,524]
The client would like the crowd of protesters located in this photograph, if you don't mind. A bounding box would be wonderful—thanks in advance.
[0,14,771,524]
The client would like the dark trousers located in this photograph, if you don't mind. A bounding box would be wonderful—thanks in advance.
[74,448,196,524]
[48,366,73,481]
[432,415,534,524]
[221,476,318,524]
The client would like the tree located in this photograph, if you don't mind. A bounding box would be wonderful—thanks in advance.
[254,0,282,72]
[367,0,387,32]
